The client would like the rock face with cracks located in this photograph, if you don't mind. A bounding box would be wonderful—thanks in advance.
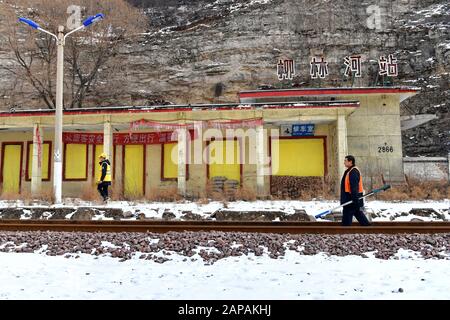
[0,0,448,156]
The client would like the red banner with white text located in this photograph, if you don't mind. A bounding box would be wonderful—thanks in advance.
[63,130,195,145]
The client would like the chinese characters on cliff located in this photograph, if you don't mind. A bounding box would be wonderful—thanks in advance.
[277,54,398,80]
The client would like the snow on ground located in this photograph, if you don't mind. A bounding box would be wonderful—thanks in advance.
[0,199,448,221]
[1,249,449,299]
[367,201,450,221]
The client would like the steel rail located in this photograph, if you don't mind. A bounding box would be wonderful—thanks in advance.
[0,220,449,234]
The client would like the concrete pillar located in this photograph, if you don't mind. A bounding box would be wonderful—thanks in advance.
[448,152,450,183]
[31,123,43,196]
[103,116,113,165]
[177,128,187,196]
[336,113,348,184]
[256,124,266,197]
[87,144,94,185]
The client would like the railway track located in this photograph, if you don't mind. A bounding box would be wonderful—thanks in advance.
[0,220,449,234]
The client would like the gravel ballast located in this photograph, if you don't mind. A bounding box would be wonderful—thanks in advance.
[1,231,449,263]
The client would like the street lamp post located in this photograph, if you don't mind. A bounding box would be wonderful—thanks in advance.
[19,14,104,204]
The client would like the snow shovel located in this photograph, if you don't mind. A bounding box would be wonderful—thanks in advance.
[314,184,391,219]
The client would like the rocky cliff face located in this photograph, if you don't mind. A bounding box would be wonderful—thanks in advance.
[0,0,448,156]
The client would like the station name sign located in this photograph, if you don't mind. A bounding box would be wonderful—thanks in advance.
[277,54,398,80]
[281,124,315,136]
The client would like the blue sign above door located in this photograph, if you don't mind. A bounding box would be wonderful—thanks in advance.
[292,124,315,136]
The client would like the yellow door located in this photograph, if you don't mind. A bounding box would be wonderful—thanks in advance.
[2,144,22,194]
[208,140,240,181]
[64,144,87,180]
[163,143,178,179]
[124,145,144,198]
[272,138,325,176]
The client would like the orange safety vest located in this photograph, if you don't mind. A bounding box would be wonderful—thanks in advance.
[344,166,363,193]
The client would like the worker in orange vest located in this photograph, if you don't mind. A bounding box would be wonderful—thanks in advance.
[340,155,370,226]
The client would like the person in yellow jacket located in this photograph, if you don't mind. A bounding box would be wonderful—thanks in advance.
[97,153,112,202]
[340,155,370,226]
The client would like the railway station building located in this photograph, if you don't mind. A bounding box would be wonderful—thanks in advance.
[0,86,418,199]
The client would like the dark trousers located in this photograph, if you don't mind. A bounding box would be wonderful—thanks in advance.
[342,206,371,226]
[97,181,111,200]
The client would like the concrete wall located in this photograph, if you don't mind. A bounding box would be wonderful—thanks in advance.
[241,92,407,186]
[345,94,404,186]
[185,124,334,196]
[0,122,337,198]
[0,130,98,197]
[403,157,449,182]
[0,130,44,196]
